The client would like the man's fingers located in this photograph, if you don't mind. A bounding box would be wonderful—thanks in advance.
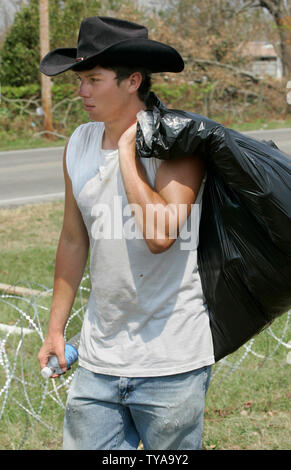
[37,351,49,370]
[56,348,67,372]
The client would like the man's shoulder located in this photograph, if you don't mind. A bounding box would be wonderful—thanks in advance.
[68,121,104,150]
[72,121,103,135]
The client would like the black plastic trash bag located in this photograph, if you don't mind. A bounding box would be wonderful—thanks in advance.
[136,92,291,362]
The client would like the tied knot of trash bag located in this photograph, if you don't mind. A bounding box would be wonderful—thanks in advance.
[136,92,213,160]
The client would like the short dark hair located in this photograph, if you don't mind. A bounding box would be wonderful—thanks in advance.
[73,59,152,102]
[108,65,152,103]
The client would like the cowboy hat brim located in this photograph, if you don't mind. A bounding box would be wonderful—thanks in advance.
[40,38,184,76]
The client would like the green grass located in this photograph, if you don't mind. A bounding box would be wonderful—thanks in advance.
[230,118,291,132]
[0,201,64,286]
[0,201,89,449]
[0,136,66,152]
[0,201,290,450]
[204,321,291,450]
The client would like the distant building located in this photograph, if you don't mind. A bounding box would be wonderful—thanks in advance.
[241,41,283,80]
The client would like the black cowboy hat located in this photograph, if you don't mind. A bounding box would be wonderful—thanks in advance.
[40,16,184,76]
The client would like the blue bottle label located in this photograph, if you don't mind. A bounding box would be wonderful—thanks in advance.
[65,343,78,368]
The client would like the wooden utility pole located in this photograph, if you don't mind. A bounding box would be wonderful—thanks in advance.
[39,0,54,137]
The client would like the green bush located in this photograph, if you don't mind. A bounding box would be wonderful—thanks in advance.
[0,0,40,86]
[0,0,123,87]
[1,84,41,100]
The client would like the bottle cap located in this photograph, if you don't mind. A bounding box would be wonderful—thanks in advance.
[41,366,53,379]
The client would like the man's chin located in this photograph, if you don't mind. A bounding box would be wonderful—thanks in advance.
[86,109,101,121]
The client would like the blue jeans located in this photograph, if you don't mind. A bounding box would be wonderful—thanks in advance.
[62,365,211,450]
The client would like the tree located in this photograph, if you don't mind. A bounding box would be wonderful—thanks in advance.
[0,0,40,86]
[0,0,137,86]
[249,0,291,78]
[0,0,106,86]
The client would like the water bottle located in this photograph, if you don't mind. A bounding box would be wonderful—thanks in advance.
[41,332,81,379]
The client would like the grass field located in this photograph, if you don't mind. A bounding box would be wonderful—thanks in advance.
[0,201,290,450]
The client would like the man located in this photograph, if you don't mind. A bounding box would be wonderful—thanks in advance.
[37,16,214,450]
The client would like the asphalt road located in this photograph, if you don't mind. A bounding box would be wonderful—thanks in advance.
[0,146,65,208]
[0,128,290,208]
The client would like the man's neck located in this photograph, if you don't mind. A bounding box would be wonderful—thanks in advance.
[102,99,146,150]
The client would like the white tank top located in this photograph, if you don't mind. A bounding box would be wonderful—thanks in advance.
[66,121,214,377]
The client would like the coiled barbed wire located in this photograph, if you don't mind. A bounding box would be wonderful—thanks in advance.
[0,274,290,448]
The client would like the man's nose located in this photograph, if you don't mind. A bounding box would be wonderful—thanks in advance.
[78,80,90,98]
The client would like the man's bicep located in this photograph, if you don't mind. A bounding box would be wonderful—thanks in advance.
[154,155,205,208]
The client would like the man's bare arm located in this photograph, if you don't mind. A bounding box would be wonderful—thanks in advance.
[37,141,89,376]
[118,122,205,253]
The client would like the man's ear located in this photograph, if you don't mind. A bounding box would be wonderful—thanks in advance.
[128,71,142,94]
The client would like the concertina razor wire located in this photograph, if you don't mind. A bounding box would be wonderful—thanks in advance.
[0,273,290,446]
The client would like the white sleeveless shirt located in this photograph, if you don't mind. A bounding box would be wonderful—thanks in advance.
[66,121,214,377]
